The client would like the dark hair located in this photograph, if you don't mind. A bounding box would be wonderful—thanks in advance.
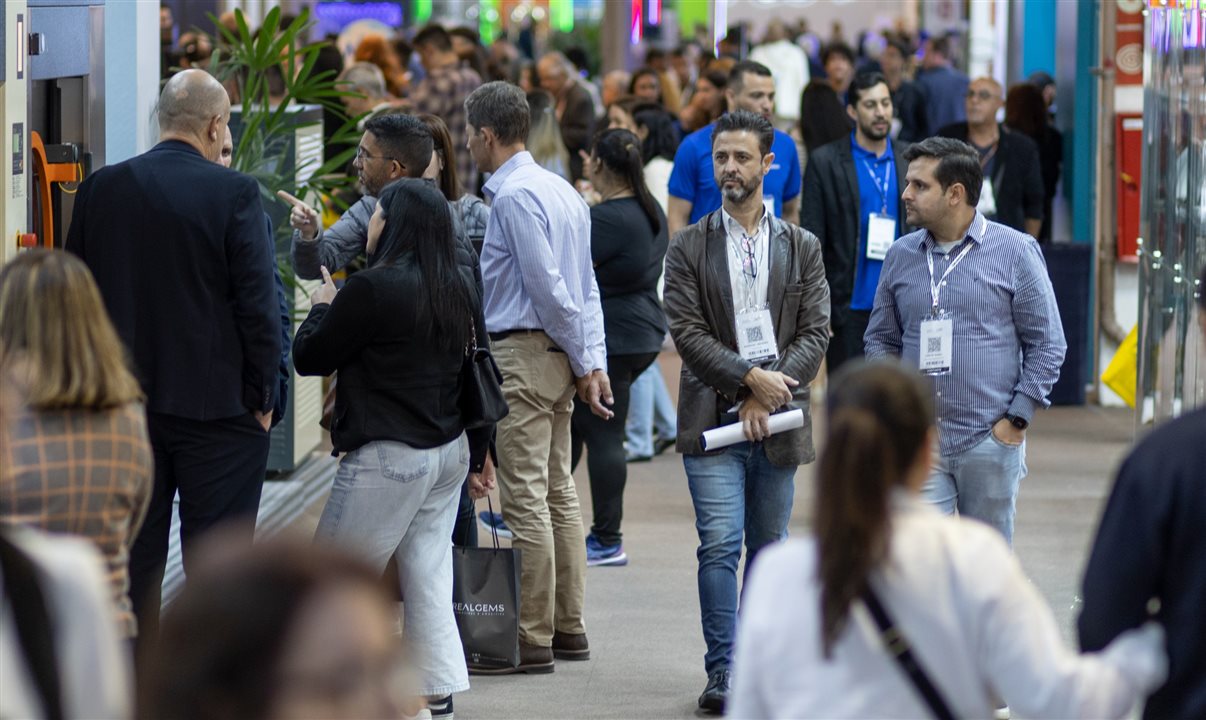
[727,60,772,91]
[848,71,889,107]
[799,82,853,152]
[883,37,912,61]
[928,35,951,59]
[565,46,590,72]
[607,94,641,122]
[712,110,775,156]
[633,105,680,162]
[590,128,661,235]
[816,361,933,658]
[138,538,386,720]
[448,26,480,46]
[628,67,662,100]
[1004,83,1048,144]
[645,48,666,64]
[417,113,459,200]
[700,67,728,91]
[464,81,530,146]
[413,24,453,52]
[363,113,434,178]
[374,179,475,351]
[902,137,983,206]
[821,43,856,67]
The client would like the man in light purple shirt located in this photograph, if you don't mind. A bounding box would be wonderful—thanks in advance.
[464,81,612,674]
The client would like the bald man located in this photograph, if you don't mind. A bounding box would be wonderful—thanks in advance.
[66,69,280,648]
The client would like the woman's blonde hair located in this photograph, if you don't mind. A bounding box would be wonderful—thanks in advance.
[0,249,143,410]
[526,90,571,180]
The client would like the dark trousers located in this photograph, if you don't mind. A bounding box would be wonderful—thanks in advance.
[570,351,658,546]
[825,309,872,373]
[130,412,269,651]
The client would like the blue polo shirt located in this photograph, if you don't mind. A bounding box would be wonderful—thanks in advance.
[850,132,899,311]
[668,119,802,224]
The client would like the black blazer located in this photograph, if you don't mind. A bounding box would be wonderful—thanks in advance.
[799,136,911,328]
[65,140,280,421]
[891,80,929,143]
[937,123,1044,234]
[292,243,491,468]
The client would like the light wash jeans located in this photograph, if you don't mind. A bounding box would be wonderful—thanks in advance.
[683,442,796,674]
[314,434,470,696]
[625,361,677,457]
[923,431,1028,546]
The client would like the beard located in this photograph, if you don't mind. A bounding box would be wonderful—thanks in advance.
[860,119,891,141]
[720,172,762,204]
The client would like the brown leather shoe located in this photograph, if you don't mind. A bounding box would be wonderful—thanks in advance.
[551,631,590,661]
[468,643,555,675]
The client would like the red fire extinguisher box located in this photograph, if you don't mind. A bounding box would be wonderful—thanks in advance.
[1115,113,1143,262]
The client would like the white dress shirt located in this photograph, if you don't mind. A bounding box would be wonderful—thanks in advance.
[730,492,1167,719]
[722,206,771,314]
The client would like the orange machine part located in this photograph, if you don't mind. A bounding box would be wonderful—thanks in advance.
[1115,113,1143,263]
[29,130,80,249]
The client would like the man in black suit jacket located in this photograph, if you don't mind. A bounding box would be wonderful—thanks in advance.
[537,51,595,182]
[65,69,280,645]
[800,72,911,371]
[938,76,1044,237]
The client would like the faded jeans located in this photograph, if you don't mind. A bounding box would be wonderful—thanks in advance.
[683,442,796,674]
[314,434,470,696]
[625,361,677,457]
[924,431,1028,546]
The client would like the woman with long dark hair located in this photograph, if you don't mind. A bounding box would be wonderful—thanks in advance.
[1005,83,1062,242]
[418,113,490,253]
[293,179,492,715]
[571,128,669,567]
[730,361,1167,718]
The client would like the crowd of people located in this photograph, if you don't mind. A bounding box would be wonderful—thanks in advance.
[0,11,1201,720]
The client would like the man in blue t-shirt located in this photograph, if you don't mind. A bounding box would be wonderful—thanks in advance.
[667,60,802,236]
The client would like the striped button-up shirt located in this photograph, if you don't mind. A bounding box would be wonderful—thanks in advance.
[864,213,1066,455]
[481,151,606,376]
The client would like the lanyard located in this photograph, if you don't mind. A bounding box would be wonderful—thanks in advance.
[925,239,975,312]
[861,157,891,214]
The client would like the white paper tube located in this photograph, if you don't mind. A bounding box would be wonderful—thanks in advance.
[699,408,805,451]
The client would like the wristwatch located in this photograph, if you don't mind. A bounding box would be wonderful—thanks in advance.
[1004,414,1029,431]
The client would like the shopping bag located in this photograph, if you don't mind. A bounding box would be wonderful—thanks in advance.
[452,499,521,670]
[1101,325,1139,408]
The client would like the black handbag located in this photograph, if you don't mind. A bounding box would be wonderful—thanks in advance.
[461,329,509,429]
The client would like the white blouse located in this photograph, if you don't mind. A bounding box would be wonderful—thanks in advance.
[730,494,1167,719]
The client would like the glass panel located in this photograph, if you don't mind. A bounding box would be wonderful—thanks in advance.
[1136,3,1206,428]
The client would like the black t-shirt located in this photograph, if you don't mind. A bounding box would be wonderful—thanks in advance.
[589,197,668,356]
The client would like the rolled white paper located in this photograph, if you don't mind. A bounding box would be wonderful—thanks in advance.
[699,408,805,451]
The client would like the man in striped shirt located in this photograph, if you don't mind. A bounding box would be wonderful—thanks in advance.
[464,81,611,674]
[865,136,1066,545]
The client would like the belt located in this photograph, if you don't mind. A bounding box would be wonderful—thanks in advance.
[488,329,565,353]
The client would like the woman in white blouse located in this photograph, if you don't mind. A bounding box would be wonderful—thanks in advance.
[730,361,1168,720]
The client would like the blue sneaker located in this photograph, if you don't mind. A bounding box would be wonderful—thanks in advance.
[478,510,513,540]
[585,533,628,567]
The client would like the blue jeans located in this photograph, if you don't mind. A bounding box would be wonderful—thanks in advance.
[314,435,470,696]
[625,361,677,456]
[923,431,1028,545]
[683,443,797,674]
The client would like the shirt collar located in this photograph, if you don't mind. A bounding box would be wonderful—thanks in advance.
[482,151,535,200]
[721,205,769,241]
[850,132,894,161]
[917,211,987,250]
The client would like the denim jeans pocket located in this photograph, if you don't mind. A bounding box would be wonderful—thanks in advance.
[987,429,1023,450]
[376,442,431,484]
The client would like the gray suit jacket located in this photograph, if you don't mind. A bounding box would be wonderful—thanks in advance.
[664,211,830,466]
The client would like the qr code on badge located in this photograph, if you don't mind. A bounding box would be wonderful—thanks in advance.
[746,326,764,343]
[926,336,942,354]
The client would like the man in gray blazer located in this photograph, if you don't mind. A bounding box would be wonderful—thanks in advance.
[663,110,829,714]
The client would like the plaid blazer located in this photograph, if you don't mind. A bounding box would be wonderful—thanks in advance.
[1,401,153,637]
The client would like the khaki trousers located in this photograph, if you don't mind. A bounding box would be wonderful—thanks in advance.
[493,331,587,646]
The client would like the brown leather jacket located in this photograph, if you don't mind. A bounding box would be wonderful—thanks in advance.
[664,211,830,466]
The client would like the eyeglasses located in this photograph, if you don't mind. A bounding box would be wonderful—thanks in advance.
[356,146,395,162]
[966,89,997,102]
[740,235,758,281]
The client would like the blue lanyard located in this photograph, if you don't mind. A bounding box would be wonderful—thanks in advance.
[861,158,890,214]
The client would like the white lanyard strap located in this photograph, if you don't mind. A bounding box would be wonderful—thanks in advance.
[926,239,975,311]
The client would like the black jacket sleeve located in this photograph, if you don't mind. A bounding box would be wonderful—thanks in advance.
[227,178,283,414]
[292,274,378,377]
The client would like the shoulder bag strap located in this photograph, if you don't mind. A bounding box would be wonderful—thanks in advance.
[0,533,65,720]
[863,585,956,720]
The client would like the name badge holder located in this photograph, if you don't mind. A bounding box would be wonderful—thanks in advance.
[920,240,975,376]
[737,306,778,363]
[862,159,896,261]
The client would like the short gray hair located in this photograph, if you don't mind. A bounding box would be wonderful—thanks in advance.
[464,81,530,145]
[157,69,229,135]
[338,62,387,98]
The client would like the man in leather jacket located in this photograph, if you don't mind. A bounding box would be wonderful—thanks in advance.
[663,110,829,714]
